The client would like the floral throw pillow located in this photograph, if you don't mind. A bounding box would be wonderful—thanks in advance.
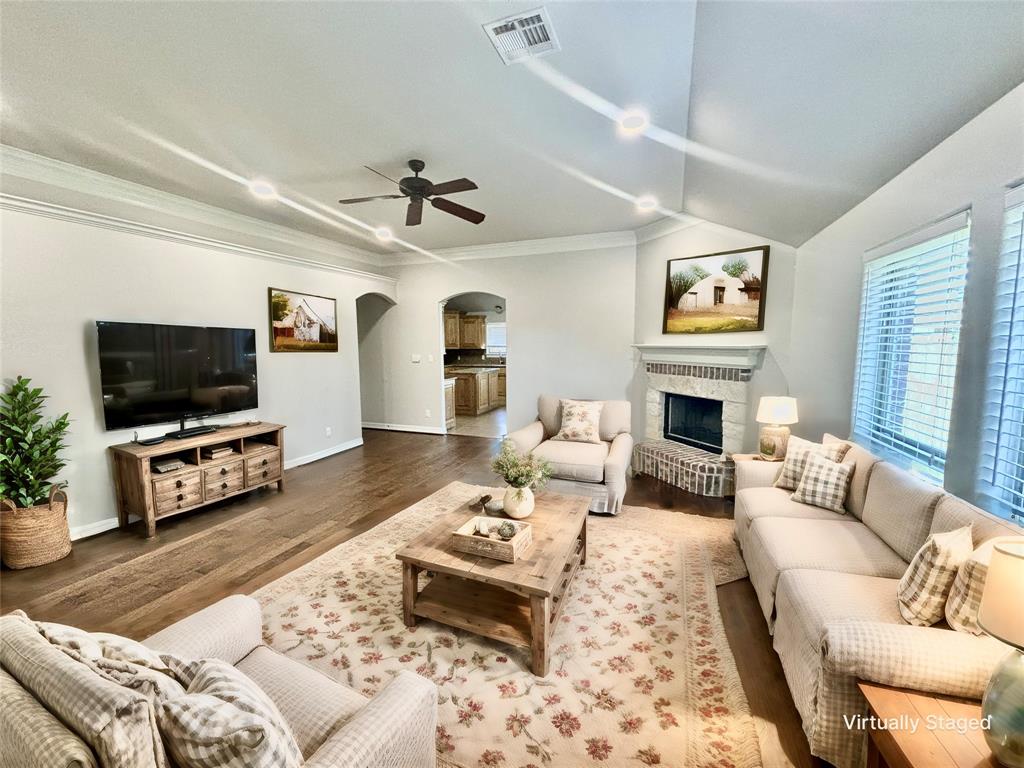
[550,399,604,444]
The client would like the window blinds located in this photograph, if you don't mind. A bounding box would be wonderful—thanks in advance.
[980,186,1024,521]
[852,212,971,483]
[485,322,507,355]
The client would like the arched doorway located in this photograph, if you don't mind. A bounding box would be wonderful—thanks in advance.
[441,291,507,438]
[356,292,396,427]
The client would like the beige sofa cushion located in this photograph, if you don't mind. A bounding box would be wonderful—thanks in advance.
[236,646,366,759]
[0,667,98,768]
[823,433,881,519]
[0,615,166,768]
[733,487,850,551]
[929,494,1023,546]
[532,439,608,483]
[861,463,943,562]
[537,395,630,441]
[745,517,907,627]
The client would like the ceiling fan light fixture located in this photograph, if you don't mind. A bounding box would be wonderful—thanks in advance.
[374,226,393,242]
[635,194,658,213]
[248,178,278,201]
[618,108,649,136]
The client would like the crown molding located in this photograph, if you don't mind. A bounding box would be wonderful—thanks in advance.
[382,229,637,266]
[634,214,706,244]
[0,144,386,267]
[0,194,397,284]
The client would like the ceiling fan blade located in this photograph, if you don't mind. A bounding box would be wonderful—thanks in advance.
[406,198,423,226]
[337,194,405,204]
[431,196,485,224]
[428,178,478,196]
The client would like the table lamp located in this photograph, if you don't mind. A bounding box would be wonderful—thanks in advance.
[978,538,1024,768]
[756,396,798,461]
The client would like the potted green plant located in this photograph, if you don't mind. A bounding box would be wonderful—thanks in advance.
[490,442,552,519]
[0,376,72,568]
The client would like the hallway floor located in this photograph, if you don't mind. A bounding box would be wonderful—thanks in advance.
[448,406,507,438]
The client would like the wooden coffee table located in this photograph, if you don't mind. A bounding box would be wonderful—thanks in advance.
[395,491,588,676]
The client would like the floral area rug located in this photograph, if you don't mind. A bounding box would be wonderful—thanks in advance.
[253,482,760,768]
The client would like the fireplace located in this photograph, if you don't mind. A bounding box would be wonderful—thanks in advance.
[663,393,723,453]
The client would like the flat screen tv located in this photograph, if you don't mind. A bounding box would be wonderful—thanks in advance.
[96,321,258,431]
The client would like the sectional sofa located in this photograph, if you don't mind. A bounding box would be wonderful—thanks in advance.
[733,434,1021,768]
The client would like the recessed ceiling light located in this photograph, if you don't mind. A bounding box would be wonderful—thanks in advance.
[248,179,277,201]
[618,108,649,136]
[374,226,393,242]
[635,194,658,213]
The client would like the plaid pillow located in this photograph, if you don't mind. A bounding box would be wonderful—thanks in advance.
[790,453,854,513]
[898,525,973,626]
[158,658,302,768]
[774,436,849,490]
[945,536,1016,634]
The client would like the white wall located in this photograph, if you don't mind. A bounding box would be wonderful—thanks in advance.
[789,83,1024,499]
[633,220,798,445]
[374,243,637,433]
[0,208,396,537]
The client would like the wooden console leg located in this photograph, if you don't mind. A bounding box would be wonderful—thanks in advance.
[580,518,587,565]
[530,595,551,676]
[402,563,420,627]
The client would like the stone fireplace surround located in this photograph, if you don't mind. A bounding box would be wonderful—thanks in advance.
[631,345,764,497]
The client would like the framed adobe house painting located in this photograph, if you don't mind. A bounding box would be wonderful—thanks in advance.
[268,288,339,352]
[662,246,770,334]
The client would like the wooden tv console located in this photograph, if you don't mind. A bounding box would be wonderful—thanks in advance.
[109,422,285,538]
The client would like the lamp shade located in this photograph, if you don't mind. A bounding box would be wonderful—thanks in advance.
[978,538,1024,651]
[756,396,798,425]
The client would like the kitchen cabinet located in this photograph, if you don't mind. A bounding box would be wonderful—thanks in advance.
[459,316,486,350]
[475,373,490,413]
[453,375,473,412]
[449,367,500,415]
[487,370,500,405]
[443,311,461,349]
[497,370,506,404]
[443,379,456,430]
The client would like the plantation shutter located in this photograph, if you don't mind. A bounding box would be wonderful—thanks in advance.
[979,185,1024,522]
[851,211,971,483]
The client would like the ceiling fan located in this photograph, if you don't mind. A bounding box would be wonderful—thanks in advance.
[338,159,486,227]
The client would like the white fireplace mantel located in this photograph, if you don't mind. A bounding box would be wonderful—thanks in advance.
[633,343,766,369]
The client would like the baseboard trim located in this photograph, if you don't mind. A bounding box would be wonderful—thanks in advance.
[283,437,364,470]
[362,421,447,435]
[69,437,365,541]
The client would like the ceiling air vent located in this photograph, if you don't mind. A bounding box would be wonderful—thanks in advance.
[483,7,560,65]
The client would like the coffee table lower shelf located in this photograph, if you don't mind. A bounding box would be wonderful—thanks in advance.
[404,545,583,676]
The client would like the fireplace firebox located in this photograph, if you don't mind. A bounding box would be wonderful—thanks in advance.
[663,393,723,453]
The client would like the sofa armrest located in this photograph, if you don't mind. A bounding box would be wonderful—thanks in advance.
[822,620,1013,699]
[734,458,782,491]
[605,432,633,484]
[304,671,437,768]
[142,595,263,665]
[506,420,545,454]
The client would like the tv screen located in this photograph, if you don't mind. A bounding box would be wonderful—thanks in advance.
[96,322,258,430]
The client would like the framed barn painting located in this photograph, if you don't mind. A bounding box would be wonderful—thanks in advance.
[662,246,770,334]
[268,288,338,352]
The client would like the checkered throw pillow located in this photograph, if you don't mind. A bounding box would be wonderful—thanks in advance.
[790,452,854,512]
[898,525,973,626]
[945,536,1016,634]
[774,436,850,491]
[157,658,302,768]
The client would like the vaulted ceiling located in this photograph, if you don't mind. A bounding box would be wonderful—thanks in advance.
[1,1,1021,254]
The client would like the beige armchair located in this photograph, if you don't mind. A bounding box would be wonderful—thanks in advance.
[507,395,632,514]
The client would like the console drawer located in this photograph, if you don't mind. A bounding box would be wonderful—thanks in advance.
[245,449,281,486]
[152,472,202,517]
[203,460,244,499]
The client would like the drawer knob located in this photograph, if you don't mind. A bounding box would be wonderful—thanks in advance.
[262,470,268,478]
[175,480,183,488]
[221,481,228,489]
[177,493,184,502]
[220,467,228,475]
[261,459,268,466]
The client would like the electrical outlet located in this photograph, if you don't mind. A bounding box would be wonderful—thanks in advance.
[325,426,332,438]
[411,354,421,363]
[425,409,431,418]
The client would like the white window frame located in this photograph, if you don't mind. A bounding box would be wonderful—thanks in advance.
[979,184,1024,521]
[851,210,971,484]
[485,321,507,357]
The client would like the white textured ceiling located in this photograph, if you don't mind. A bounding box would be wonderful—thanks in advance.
[1,1,1022,253]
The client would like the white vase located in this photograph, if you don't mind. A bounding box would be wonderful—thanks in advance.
[503,486,535,519]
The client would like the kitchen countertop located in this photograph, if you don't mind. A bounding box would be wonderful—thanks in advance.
[445,367,501,374]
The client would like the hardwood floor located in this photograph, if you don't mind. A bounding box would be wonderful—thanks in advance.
[1,429,812,767]
[448,406,508,438]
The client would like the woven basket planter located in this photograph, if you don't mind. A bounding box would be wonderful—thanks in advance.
[1,486,72,569]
